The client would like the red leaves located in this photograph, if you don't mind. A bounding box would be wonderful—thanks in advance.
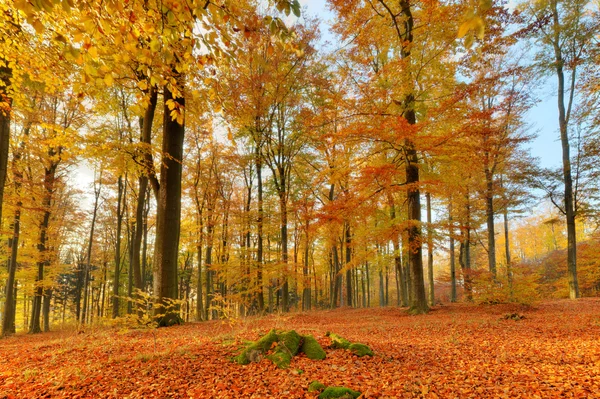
[1,299,600,398]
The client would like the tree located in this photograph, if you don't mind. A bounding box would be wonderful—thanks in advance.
[519,0,598,299]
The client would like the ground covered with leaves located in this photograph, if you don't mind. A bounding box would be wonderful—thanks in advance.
[1,298,599,398]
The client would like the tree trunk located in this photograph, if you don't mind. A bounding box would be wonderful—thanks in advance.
[426,192,434,306]
[302,223,311,311]
[153,84,185,326]
[345,222,352,307]
[82,174,102,324]
[42,289,52,332]
[30,159,58,334]
[503,208,513,300]
[112,175,125,318]
[449,202,457,303]
[551,2,579,298]
[0,64,11,229]
[255,146,265,312]
[399,0,427,314]
[484,169,497,278]
[2,128,27,336]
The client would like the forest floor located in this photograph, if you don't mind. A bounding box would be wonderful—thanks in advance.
[1,298,599,398]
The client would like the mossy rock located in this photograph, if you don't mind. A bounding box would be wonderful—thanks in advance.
[301,335,326,360]
[318,386,361,399]
[234,329,278,365]
[277,330,302,356]
[327,332,373,357]
[326,332,350,349]
[266,330,302,369]
[349,343,373,357]
[266,351,292,369]
[308,380,326,393]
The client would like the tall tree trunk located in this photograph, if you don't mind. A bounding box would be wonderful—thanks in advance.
[2,205,20,335]
[279,181,289,312]
[153,84,185,326]
[388,194,406,307]
[503,208,513,300]
[302,221,311,311]
[2,125,27,336]
[255,146,265,312]
[551,3,579,299]
[30,160,58,334]
[204,218,214,321]
[399,0,427,314]
[112,175,125,318]
[345,222,352,307]
[449,202,457,303]
[426,192,434,306]
[0,64,11,229]
[82,173,102,324]
[133,88,158,294]
[484,169,497,277]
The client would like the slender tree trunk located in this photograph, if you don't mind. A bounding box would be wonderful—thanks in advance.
[112,175,124,318]
[426,192,434,306]
[0,64,11,229]
[2,205,20,335]
[82,174,101,324]
[449,202,457,303]
[255,146,265,312]
[30,158,58,334]
[503,208,513,300]
[42,289,52,332]
[551,3,579,298]
[302,223,311,311]
[484,169,497,278]
[153,84,185,326]
[2,128,27,336]
[279,188,289,312]
[345,222,352,307]
[204,219,214,321]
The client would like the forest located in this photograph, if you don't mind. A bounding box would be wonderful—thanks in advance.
[1,0,600,336]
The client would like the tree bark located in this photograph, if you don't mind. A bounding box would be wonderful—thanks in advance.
[448,202,457,303]
[484,169,497,278]
[133,87,158,294]
[255,145,265,312]
[112,175,125,318]
[551,2,579,299]
[345,222,352,307]
[0,63,11,229]
[30,159,58,334]
[426,192,434,306]
[81,173,102,324]
[153,84,185,326]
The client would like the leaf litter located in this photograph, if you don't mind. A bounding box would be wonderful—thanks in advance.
[0,298,599,398]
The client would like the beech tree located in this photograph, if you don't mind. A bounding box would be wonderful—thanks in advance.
[519,0,598,299]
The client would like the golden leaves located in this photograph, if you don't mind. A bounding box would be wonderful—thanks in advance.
[458,0,493,48]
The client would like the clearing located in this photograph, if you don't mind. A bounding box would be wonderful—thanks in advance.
[1,299,599,398]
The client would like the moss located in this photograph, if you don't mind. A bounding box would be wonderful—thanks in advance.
[301,335,326,360]
[308,381,326,393]
[265,330,302,369]
[266,351,292,369]
[326,332,350,349]
[318,387,361,399]
[234,329,278,365]
[277,330,302,356]
[348,343,373,357]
